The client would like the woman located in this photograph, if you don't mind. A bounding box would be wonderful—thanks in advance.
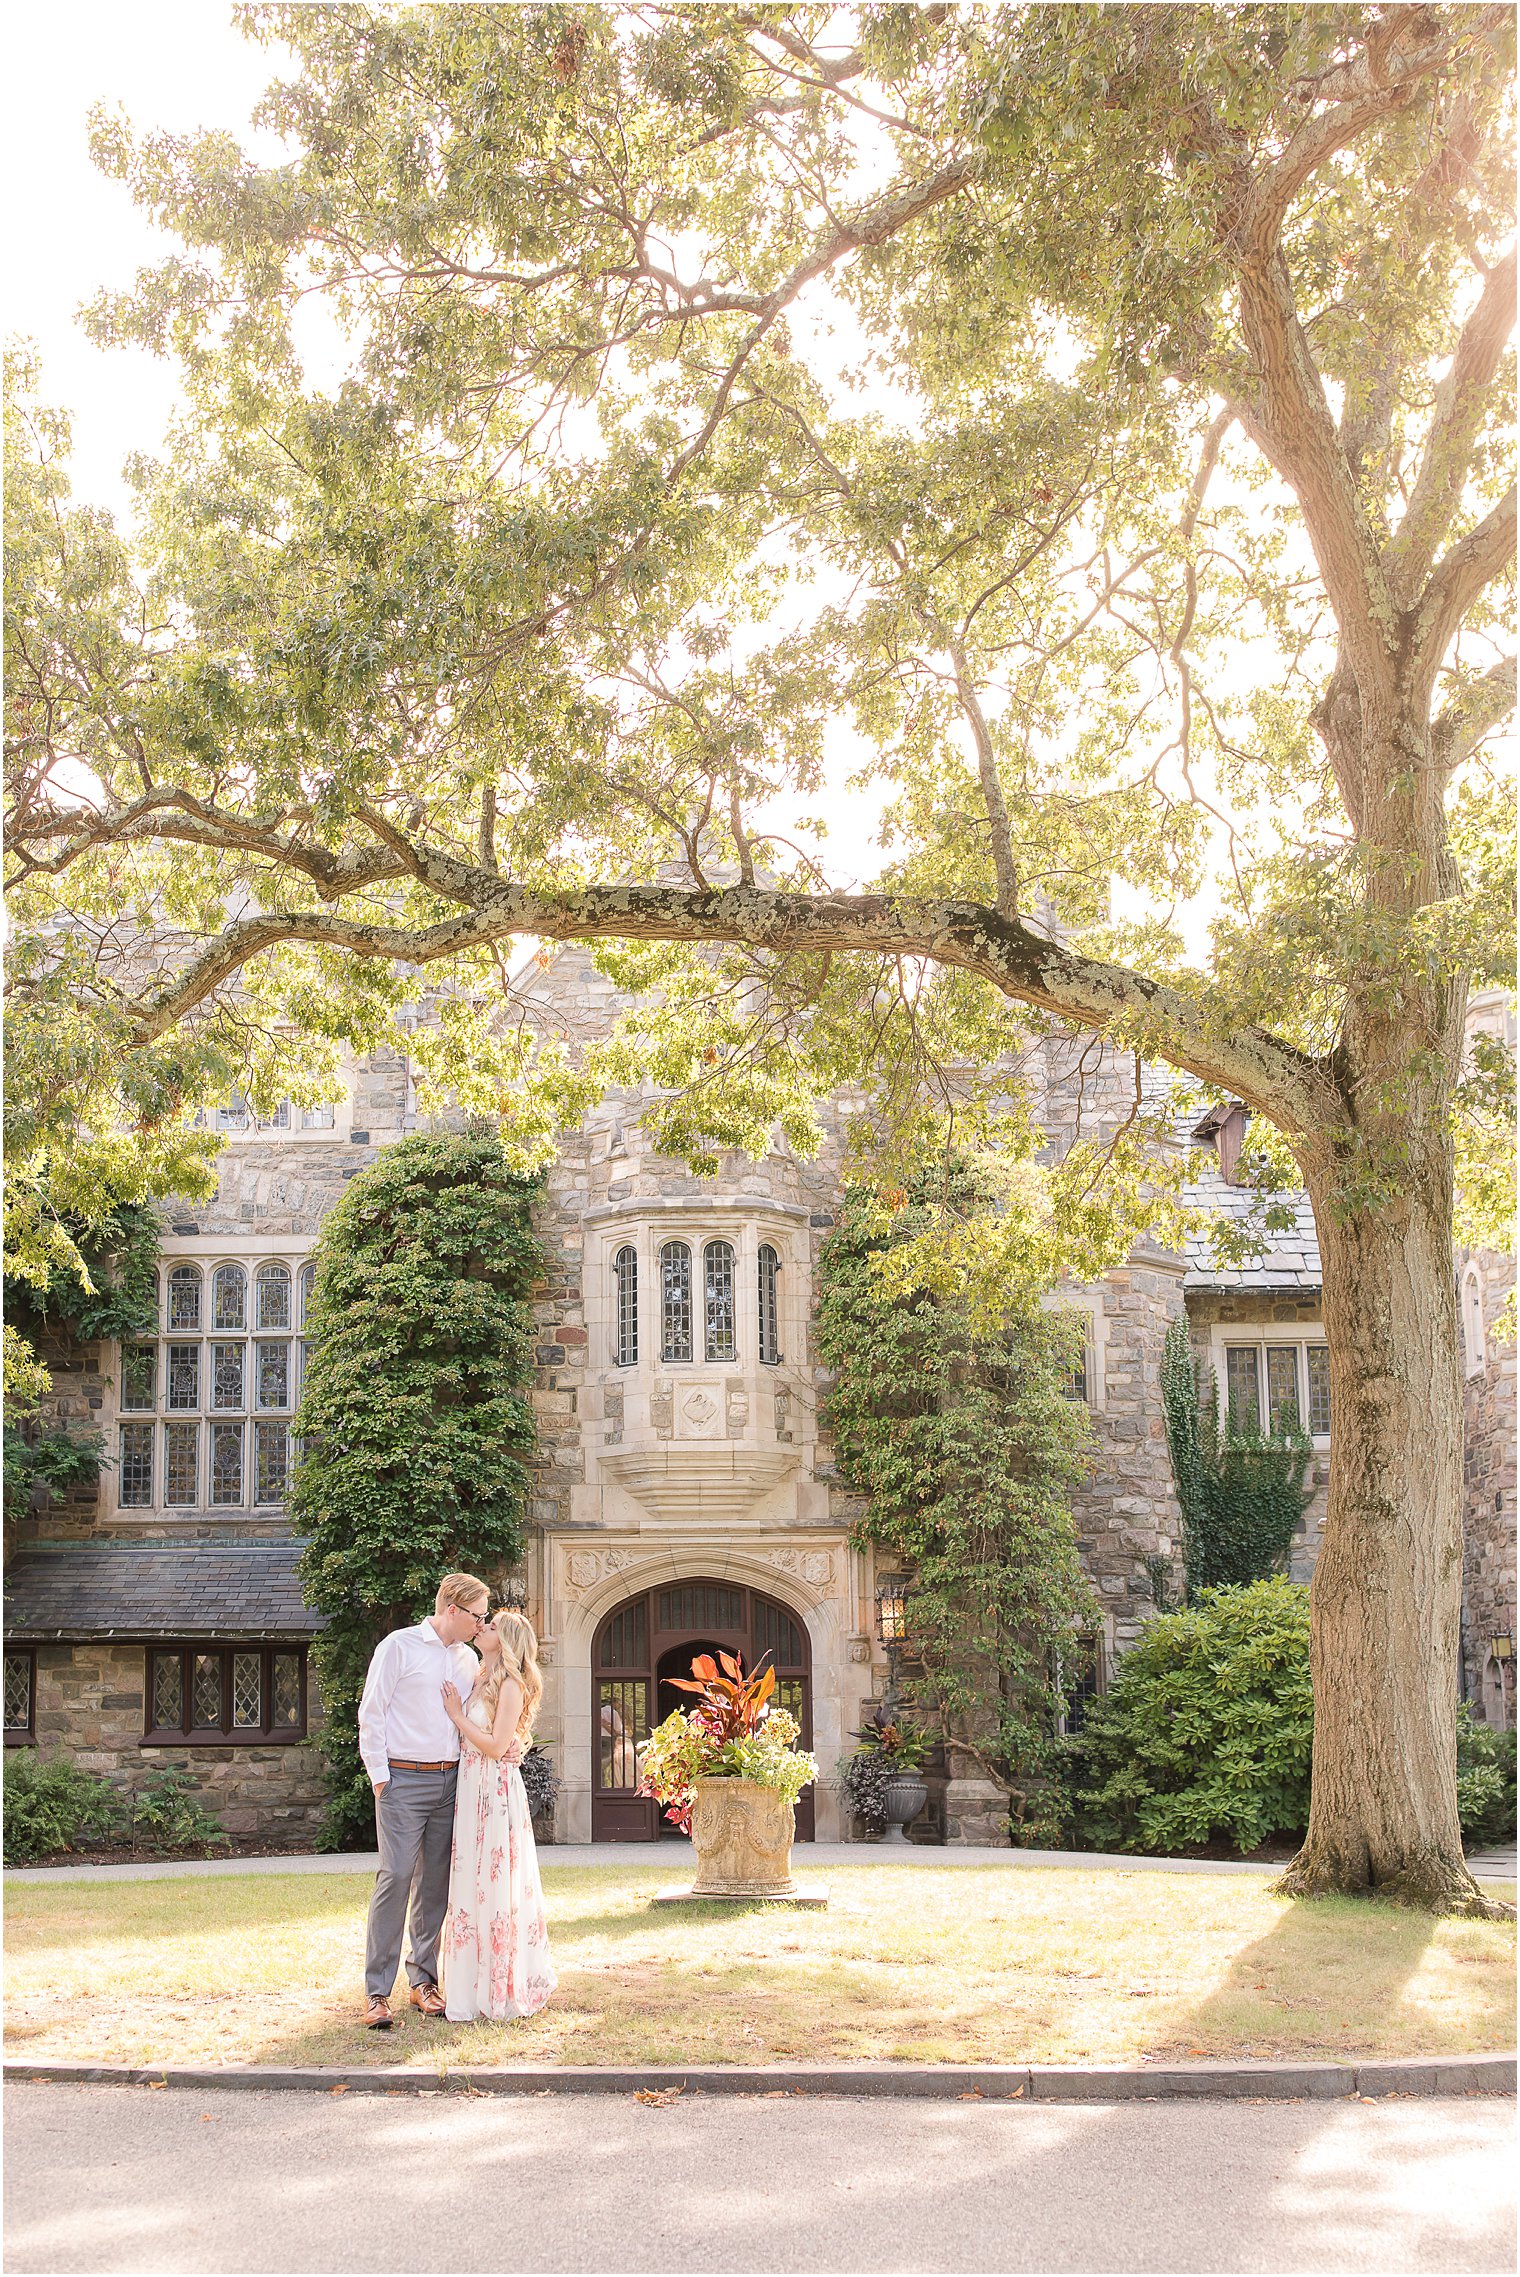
[438,1607,557,2023]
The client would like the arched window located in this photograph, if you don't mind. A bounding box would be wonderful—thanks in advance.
[1462,1267,1486,1378]
[703,1240,736,1363]
[166,1264,201,1331]
[297,1262,316,1329]
[256,1263,291,1330]
[757,1243,781,1366]
[660,1241,692,1363]
[212,1264,247,1332]
[614,1245,638,1367]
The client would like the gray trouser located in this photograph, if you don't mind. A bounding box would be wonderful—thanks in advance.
[364,1768,458,1999]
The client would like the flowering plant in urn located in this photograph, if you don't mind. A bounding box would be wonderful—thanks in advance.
[638,1651,817,1837]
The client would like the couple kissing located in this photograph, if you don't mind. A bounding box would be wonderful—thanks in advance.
[358,1572,557,2030]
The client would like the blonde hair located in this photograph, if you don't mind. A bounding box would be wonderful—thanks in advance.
[480,1608,543,1743]
[435,1571,489,1615]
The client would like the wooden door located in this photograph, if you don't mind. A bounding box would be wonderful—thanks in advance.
[591,1578,814,1840]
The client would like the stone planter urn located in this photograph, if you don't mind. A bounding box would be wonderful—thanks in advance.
[882,1772,928,1842]
[689,1776,798,1897]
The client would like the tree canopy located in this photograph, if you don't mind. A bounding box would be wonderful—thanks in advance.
[4,4,1514,1908]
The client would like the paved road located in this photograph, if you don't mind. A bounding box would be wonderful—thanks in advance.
[4,2084,1514,2275]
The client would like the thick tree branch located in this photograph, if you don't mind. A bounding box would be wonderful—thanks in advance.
[1411,486,1518,704]
[1386,244,1517,602]
[86,879,1337,1133]
[1430,654,1517,779]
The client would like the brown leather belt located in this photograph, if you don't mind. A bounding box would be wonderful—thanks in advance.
[387,1759,455,1773]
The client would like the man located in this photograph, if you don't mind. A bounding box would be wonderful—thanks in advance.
[357,1571,521,2029]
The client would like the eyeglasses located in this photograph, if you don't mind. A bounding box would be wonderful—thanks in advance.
[464,1606,492,1627]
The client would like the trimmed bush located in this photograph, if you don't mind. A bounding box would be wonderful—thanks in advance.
[130,1768,232,1858]
[1064,1579,1313,1855]
[1457,1709,1518,1849]
[2,1752,126,1864]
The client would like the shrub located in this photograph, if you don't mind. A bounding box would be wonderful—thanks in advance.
[519,1745,559,1824]
[1457,1708,1518,1850]
[2,1752,126,1864]
[130,1769,232,1857]
[835,1747,897,1838]
[1064,1579,1314,1855]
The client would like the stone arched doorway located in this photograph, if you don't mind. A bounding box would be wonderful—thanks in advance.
[591,1576,814,1840]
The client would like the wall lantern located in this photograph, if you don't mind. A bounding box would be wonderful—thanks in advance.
[875,1577,911,1646]
[1491,1633,1514,1664]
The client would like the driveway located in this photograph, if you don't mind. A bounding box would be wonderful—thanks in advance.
[4,2082,1514,2274]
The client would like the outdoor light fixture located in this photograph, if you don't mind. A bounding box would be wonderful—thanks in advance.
[875,1576,911,1646]
[1491,1633,1514,1664]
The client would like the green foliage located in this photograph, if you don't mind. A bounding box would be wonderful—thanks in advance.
[1065,1580,1315,1855]
[1,1752,126,1864]
[130,1768,232,1858]
[7,1198,161,1347]
[292,1133,543,1846]
[1161,1321,1312,1595]
[3,1424,104,1520]
[638,1705,817,1836]
[817,1176,1096,1787]
[1456,1707,1518,1849]
[834,1745,900,1839]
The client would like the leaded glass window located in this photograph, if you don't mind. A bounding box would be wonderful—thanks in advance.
[256,1264,291,1330]
[1306,1344,1331,1436]
[192,1653,223,1728]
[167,1264,201,1330]
[757,1243,781,1366]
[271,1653,302,1728]
[213,1264,247,1331]
[298,1262,316,1328]
[119,1423,153,1506]
[211,1342,245,1411]
[255,1422,289,1505]
[231,1652,262,1729]
[703,1240,736,1363]
[256,1341,289,1411]
[1266,1346,1300,1430]
[660,1241,692,1363]
[210,1423,244,1506]
[614,1245,638,1367]
[164,1422,198,1506]
[4,1651,33,1735]
[150,1652,183,1730]
[302,1103,335,1130]
[167,1343,200,1411]
[1224,1346,1261,1431]
[120,1345,156,1410]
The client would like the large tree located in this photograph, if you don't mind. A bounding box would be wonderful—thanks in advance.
[5,6,1514,1909]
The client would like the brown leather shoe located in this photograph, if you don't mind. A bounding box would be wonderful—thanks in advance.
[363,1995,393,2030]
[409,1981,446,2018]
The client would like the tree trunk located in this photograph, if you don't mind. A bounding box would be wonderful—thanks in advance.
[1278,1136,1503,1916]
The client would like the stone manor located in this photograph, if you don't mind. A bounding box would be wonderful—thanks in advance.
[5,954,1515,1847]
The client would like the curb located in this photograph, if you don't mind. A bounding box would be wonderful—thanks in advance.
[5,2055,1514,2102]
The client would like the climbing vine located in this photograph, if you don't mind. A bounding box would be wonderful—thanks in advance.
[816,1177,1096,1797]
[1161,1319,1312,1596]
[292,1133,544,1846]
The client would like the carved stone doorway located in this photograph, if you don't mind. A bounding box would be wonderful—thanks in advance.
[591,1577,814,1841]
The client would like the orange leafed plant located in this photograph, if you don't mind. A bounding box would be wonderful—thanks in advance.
[667,1650,776,1742]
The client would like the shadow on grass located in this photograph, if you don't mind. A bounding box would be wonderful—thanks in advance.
[1168,1890,1509,2062]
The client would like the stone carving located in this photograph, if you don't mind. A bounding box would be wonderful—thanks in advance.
[682,1391,717,1424]
[563,1546,640,1593]
[767,1547,835,1590]
[848,1634,872,1664]
[689,1777,797,1897]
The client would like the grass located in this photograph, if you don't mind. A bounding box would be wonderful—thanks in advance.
[3,1864,1513,2073]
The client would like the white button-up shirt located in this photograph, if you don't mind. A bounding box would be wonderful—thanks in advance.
[358,1618,479,1786]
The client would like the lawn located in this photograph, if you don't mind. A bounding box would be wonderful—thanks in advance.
[3,1864,1513,2074]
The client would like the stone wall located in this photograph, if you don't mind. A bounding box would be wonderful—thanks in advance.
[28,1642,328,1843]
[1071,1250,1188,1655]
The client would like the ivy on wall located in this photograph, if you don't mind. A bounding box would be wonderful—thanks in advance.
[1161,1319,1312,1596]
[815,1177,1096,1800]
[292,1133,544,1847]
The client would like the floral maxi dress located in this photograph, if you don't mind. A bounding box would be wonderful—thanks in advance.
[441,1703,557,2022]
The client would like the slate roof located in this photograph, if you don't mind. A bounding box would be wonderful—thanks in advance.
[2,1544,324,1642]
[1181,1163,1323,1292]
